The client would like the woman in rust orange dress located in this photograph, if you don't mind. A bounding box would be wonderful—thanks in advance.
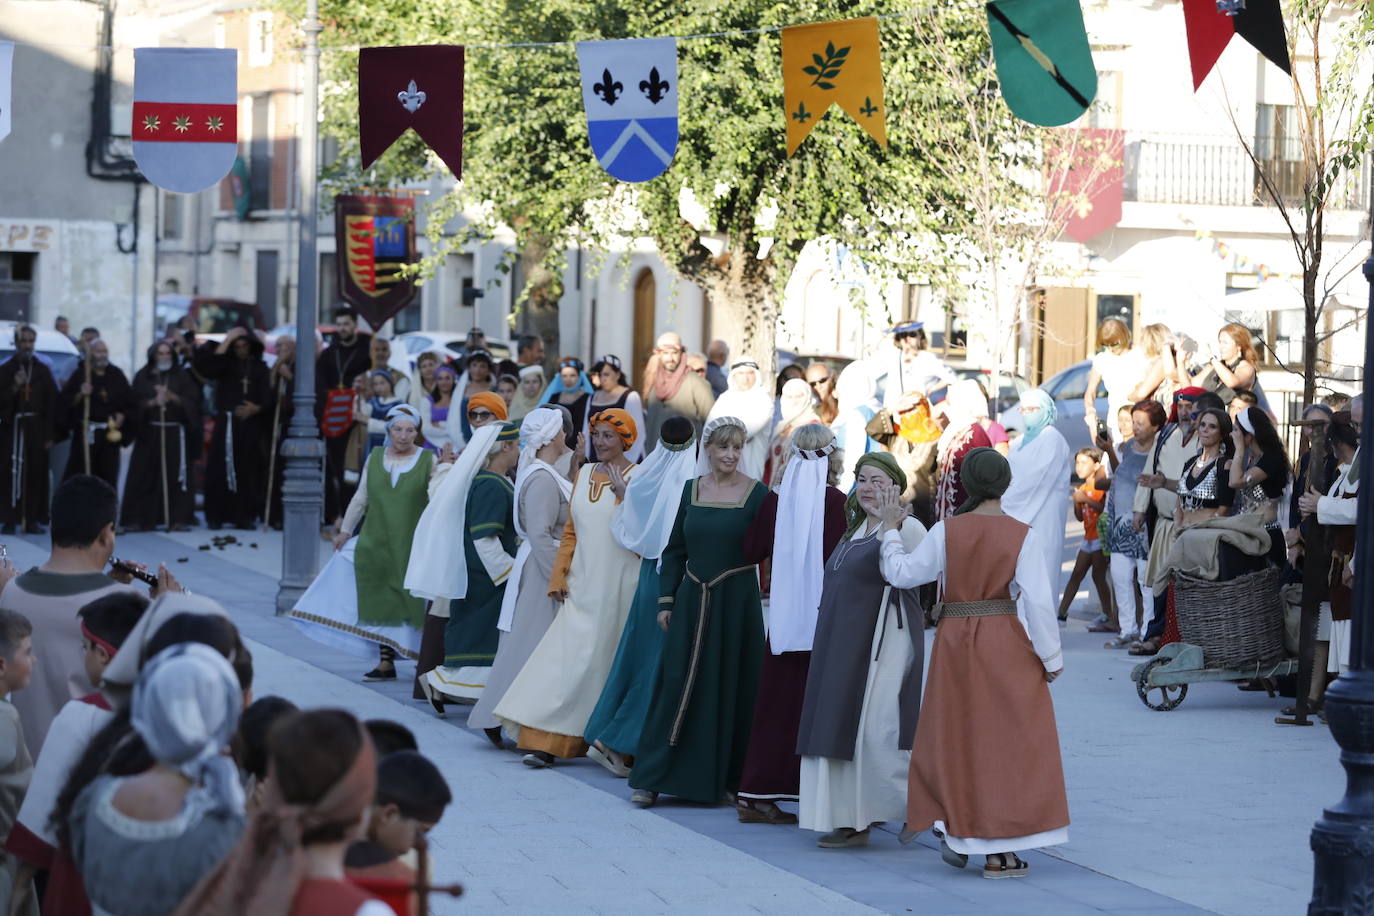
[876,447,1067,879]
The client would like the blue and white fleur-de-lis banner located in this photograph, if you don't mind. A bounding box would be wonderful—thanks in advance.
[576,37,678,182]
[0,42,13,143]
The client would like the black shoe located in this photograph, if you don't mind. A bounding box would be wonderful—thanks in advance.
[362,665,397,682]
[522,751,555,768]
[419,676,447,717]
[484,726,505,749]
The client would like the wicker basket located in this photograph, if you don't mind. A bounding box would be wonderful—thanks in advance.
[1174,567,1286,670]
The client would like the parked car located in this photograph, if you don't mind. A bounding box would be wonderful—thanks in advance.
[264,324,339,354]
[776,350,855,379]
[391,331,512,377]
[946,362,1030,425]
[999,360,1108,451]
[156,296,266,337]
[0,322,82,386]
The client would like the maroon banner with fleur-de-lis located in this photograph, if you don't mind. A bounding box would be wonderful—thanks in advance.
[358,45,465,178]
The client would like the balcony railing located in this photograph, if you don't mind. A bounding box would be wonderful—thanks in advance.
[1122,133,1370,210]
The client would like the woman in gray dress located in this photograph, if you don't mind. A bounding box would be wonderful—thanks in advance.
[468,407,573,748]
[795,451,927,848]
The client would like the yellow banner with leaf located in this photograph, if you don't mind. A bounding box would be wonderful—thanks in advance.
[780,17,887,156]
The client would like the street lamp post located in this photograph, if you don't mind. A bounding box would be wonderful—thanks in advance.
[1308,168,1374,910]
[275,0,325,614]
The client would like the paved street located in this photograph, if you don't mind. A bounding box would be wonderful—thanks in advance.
[6,522,1340,915]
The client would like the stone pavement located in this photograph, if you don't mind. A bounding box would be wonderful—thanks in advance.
[3,522,1340,915]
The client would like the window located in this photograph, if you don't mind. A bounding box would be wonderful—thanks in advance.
[0,253,35,322]
[318,253,339,323]
[248,13,274,67]
[161,192,182,241]
[256,250,280,326]
[249,95,271,212]
[1085,70,1123,130]
[1254,103,1305,205]
[1095,293,1135,330]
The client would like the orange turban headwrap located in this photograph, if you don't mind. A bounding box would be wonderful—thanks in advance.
[468,391,508,421]
[590,408,636,450]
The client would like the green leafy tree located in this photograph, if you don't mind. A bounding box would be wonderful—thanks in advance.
[299,0,1005,371]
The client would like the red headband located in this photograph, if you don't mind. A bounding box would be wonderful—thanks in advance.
[81,622,119,658]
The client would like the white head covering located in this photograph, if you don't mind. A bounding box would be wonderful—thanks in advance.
[613,429,698,558]
[696,415,747,475]
[405,423,503,601]
[768,433,835,653]
[132,642,244,814]
[834,361,876,414]
[775,378,817,435]
[101,592,231,694]
[497,409,574,631]
[707,358,774,480]
[937,378,987,460]
[384,403,423,447]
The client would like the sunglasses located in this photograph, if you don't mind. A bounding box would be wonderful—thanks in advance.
[467,409,496,422]
[808,377,832,387]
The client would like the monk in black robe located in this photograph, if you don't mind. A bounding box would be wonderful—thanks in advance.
[196,328,274,530]
[60,339,134,490]
[0,326,58,533]
[266,333,297,529]
[122,340,201,530]
[317,306,372,526]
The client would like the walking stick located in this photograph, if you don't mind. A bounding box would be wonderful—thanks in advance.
[1277,419,1332,727]
[158,395,172,534]
[82,356,92,475]
[262,375,284,529]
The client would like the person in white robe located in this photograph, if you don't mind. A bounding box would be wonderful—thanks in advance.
[1000,388,1073,602]
[707,358,774,481]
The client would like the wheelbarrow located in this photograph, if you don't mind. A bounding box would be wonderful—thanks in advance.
[1130,642,1298,711]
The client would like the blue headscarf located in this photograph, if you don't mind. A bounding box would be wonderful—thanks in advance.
[538,357,594,405]
[1018,389,1056,443]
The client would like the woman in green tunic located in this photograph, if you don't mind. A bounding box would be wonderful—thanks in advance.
[296,405,454,681]
[628,416,767,807]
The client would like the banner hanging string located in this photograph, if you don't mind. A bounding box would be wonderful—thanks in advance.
[3,0,983,54]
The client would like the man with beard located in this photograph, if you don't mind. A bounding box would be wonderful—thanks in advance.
[641,332,713,453]
[318,306,373,527]
[196,327,274,530]
[122,340,202,531]
[266,334,296,529]
[59,339,134,490]
[0,325,58,533]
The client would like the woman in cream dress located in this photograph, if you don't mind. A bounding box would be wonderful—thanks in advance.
[495,408,642,767]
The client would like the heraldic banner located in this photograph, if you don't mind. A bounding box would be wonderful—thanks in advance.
[780,17,886,157]
[358,45,465,178]
[575,37,679,182]
[1181,0,1289,91]
[987,0,1097,127]
[334,195,418,330]
[131,48,238,193]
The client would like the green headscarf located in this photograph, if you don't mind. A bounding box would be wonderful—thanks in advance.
[954,446,1012,515]
[844,452,908,536]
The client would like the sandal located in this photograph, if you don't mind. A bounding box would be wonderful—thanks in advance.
[983,853,1029,879]
[1129,639,1160,656]
[1280,700,1323,716]
[1087,622,1120,633]
[587,743,632,778]
[940,837,968,870]
[818,827,870,848]
[630,789,658,808]
[737,802,798,825]
[1104,636,1134,649]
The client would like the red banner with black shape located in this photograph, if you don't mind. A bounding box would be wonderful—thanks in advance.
[1047,128,1125,244]
[1182,0,1290,90]
[333,194,418,330]
[358,45,464,178]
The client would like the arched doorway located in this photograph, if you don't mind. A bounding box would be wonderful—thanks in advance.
[632,268,656,385]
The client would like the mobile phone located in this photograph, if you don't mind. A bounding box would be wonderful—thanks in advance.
[1095,418,1111,442]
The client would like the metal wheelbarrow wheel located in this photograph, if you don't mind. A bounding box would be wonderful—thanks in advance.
[1136,657,1189,711]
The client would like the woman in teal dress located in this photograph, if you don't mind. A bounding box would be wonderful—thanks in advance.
[628,416,767,807]
[584,416,699,776]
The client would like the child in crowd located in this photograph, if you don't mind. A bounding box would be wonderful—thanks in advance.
[345,750,453,915]
[232,695,298,812]
[1059,448,1112,623]
[365,718,419,757]
[6,591,147,914]
[0,609,36,914]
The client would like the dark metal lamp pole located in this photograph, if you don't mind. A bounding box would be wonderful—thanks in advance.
[1308,156,1374,912]
[275,0,325,614]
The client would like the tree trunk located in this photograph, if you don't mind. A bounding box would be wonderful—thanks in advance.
[516,240,563,372]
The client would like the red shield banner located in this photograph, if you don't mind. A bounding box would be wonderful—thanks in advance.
[321,388,356,438]
[132,48,238,193]
[333,195,418,330]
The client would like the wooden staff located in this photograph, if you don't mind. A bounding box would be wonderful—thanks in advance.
[82,356,92,475]
[262,374,285,529]
[1276,418,1332,727]
[414,834,463,912]
[158,380,171,533]
[18,356,30,532]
